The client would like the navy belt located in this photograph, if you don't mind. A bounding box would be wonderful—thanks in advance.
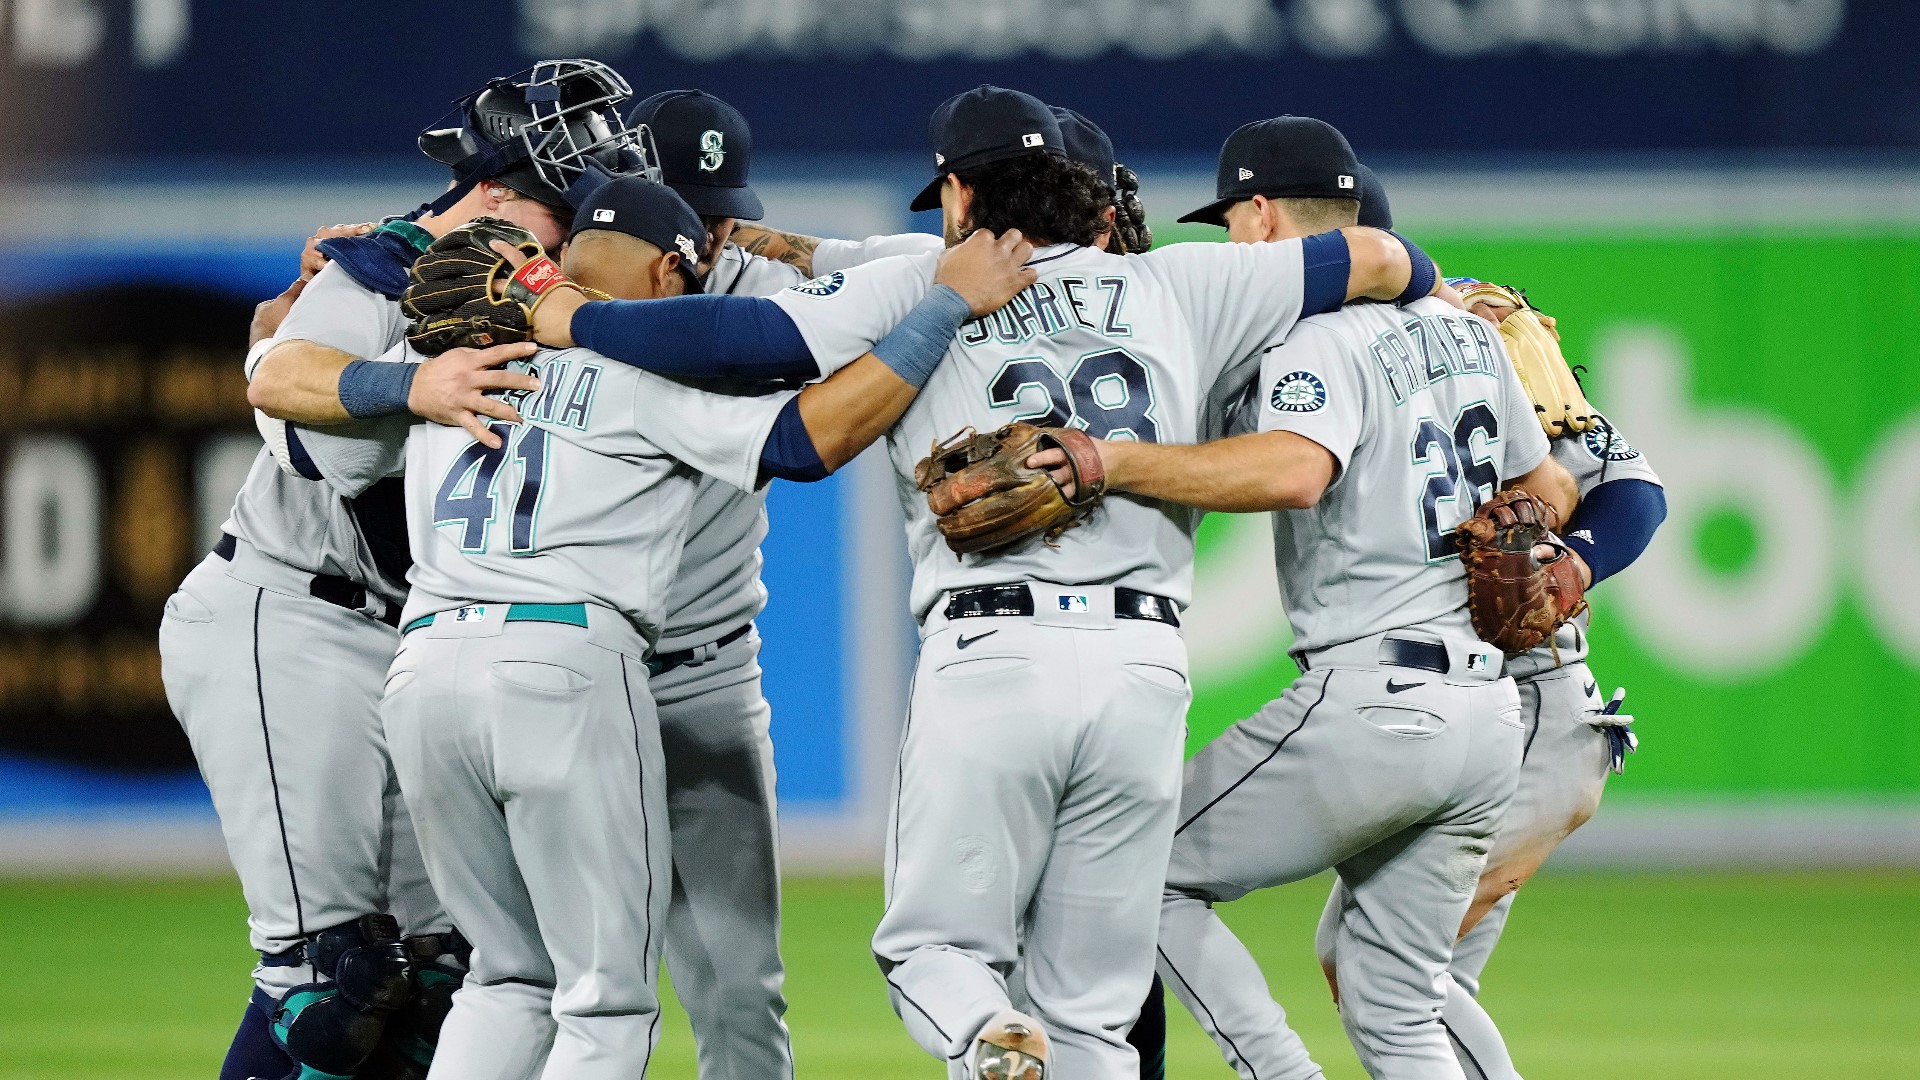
[217,533,400,629]
[944,584,1180,628]
[649,624,752,678]
[1298,636,1449,675]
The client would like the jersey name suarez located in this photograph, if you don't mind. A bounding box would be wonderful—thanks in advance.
[770,239,1325,621]
[1247,297,1551,654]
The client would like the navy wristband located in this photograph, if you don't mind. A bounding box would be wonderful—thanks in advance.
[1390,231,1438,306]
[872,284,972,389]
[337,360,418,419]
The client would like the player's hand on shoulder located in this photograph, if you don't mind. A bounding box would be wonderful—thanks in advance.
[249,279,307,347]
[934,229,1037,318]
[300,222,376,280]
[410,342,541,448]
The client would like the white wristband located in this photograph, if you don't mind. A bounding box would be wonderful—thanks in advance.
[244,337,278,382]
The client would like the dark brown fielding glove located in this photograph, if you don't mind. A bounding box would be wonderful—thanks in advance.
[401,217,602,356]
[915,422,1107,556]
[1455,488,1588,655]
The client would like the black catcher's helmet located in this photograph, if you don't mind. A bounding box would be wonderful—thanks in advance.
[418,59,659,216]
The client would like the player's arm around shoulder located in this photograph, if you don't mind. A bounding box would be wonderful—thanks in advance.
[783,230,1038,475]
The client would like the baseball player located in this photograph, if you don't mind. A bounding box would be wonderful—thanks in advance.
[250,85,839,1080]
[163,60,643,1080]
[609,88,805,1080]
[505,85,1447,1080]
[1045,116,1582,1080]
[292,174,1036,1080]
[1308,272,1666,1080]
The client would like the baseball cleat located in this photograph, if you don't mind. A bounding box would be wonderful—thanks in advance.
[969,1009,1049,1080]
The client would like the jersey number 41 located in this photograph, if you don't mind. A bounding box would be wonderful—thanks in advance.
[433,422,551,555]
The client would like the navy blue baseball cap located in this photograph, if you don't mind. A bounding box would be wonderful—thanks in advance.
[1355,164,1392,229]
[1053,107,1116,191]
[1179,116,1362,226]
[626,89,763,222]
[910,85,1066,212]
[570,175,706,293]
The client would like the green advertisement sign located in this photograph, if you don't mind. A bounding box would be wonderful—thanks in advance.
[1172,227,1920,799]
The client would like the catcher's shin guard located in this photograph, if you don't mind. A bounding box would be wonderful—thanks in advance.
[269,916,415,1080]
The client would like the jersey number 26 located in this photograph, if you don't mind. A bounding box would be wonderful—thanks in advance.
[1413,402,1500,561]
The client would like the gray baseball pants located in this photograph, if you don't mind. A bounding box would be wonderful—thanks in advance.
[650,628,793,1080]
[159,543,443,997]
[874,588,1190,1080]
[1158,631,1523,1080]
[383,604,672,1080]
[1317,661,1615,1080]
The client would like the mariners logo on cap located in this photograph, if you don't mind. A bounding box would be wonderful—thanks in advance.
[1269,371,1328,413]
[698,129,725,173]
[676,234,700,262]
[791,271,846,297]
[1238,167,1254,181]
[1582,426,1642,462]
[592,208,616,222]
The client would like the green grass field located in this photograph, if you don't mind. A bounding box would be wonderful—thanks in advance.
[1,871,1914,1079]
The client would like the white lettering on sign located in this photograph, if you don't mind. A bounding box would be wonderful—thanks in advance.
[517,0,1845,60]
[2,435,102,625]
[7,0,190,67]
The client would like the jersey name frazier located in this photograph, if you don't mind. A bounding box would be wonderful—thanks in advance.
[1369,308,1504,405]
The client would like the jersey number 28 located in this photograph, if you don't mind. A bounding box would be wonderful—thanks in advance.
[989,348,1160,441]
[433,422,551,555]
[1413,402,1500,561]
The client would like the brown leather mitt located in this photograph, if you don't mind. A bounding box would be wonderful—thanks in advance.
[1455,488,1588,655]
[914,422,1107,556]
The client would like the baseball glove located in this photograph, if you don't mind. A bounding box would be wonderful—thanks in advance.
[1455,488,1587,655]
[1455,280,1596,438]
[914,422,1108,556]
[1110,163,1153,254]
[400,218,605,356]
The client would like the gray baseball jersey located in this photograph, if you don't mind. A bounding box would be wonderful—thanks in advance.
[772,240,1318,620]
[224,263,410,604]
[1503,416,1662,681]
[1241,296,1552,655]
[382,350,792,637]
[810,232,944,276]
[654,243,806,652]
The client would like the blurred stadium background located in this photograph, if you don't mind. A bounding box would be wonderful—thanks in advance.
[0,1,1916,1077]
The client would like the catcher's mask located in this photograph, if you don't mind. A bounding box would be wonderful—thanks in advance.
[415,59,661,220]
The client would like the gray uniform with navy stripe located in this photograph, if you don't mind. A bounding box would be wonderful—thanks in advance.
[769,238,1323,1080]
[158,263,446,1003]
[1156,298,1547,1080]
[648,242,809,1080]
[362,349,793,1080]
[1353,415,1662,1080]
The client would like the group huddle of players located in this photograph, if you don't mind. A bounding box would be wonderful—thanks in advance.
[159,56,1668,1080]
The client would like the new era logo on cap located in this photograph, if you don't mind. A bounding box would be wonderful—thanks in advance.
[1238,167,1254,181]
[1022,132,1044,148]
[935,153,946,166]
[676,234,699,261]
[592,208,616,222]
